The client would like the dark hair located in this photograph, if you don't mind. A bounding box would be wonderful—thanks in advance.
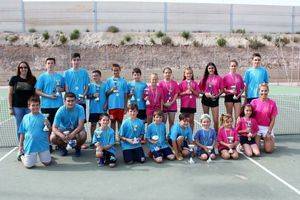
[182,66,194,80]
[92,70,101,76]
[229,59,238,66]
[17,61,36,85]
[45,57,56,64]
[163,67,172,73]
[27,95,40,105]
[132,67,141,75]
[252,53,261,59]
[240,104,255,118]
[200,62,218,90]
[112,63,121,69]
[99,113,110,121]
[153,110,164,118]
[64,92,76,100]
[127,103,138,111]
[179,113,190,121]
[71,53,81,59]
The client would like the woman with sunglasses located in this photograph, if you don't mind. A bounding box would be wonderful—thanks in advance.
[8,62,36,146]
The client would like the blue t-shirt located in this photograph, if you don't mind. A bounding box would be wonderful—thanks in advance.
[64,68,90,99]
[53,104,85,131]
[92,127,116,155]
[169,123,193,142]
[244,66,269,98]
[119,118,145,150]
[87,82,107,114]
[127,81,147,110]
[105,77,128,110]
[146,122,169,152]
[35,72,65,109]
[194,128,216,146]
[18,113,49,154]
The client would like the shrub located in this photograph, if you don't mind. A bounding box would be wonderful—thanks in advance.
[106,26,119,33]
[33,43,40,48]
[216,37,227,47]
[181,31,191,40]
[7,35,19,43]
[274,37,290,47]
[124,35,132,42]
[28,28,37,33]
[155,30,165,38]
[120,40,125,45]
[192,40,202,47]
[161,35,172,45]
[59,34,67,44]
[70,29,80,40]
[248,39,265,49]
[263,34,272,42]
[42,31,50,40]
[233,29,246,34]
[237,44,244,48]
[150,38,156,45]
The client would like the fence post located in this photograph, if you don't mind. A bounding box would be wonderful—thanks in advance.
[20,0,25,32]
[229,4,233,33]
[163,2,168,32]
[291,6,295,33]
[93,1,98,32]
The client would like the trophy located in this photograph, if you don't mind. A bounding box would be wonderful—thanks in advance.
[95,84,100,101]
[186,80,193,99]
[55,80,60,97]
[206,145,213,163]
[246,121,252,141]
[187,144,195,164]
[128,86,136,105]
[144,88,150,106]
[231,85,237,100]
[132,137,140,144]
[113,78,119,96]
[227,135,234,154]
[43,114,50,132]
[63,131,77,150]
[152,135,160,151]
[78,94,84,102]
[208,83,216,101]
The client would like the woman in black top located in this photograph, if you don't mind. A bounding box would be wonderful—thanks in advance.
[8,61,36,141]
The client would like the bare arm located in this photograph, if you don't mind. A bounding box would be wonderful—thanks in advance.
[8,86,14,115]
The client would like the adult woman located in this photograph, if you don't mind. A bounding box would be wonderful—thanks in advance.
[251,84,278,153]
[223,59,244,122]
[8,61,36,141]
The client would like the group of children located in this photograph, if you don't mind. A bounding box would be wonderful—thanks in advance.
[17,52,277,169]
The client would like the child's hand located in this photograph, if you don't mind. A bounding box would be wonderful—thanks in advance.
[164,102,171,107]
[126,138,135,144]
[205,92,212,98]
[247,133,252,138]
[228,143,235,149]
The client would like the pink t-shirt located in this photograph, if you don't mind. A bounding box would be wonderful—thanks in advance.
[158,79,180,111]
[179,80,200,109]
[236,117,259,137]
[199,75,223,95]
[144,85,164,111]
[251,98,278,126]
[217,127,239,150]
[223,73,245,95]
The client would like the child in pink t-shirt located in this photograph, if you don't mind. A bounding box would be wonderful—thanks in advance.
[217,114,239,160]
[179,67,200,131]
[199,62,224,131]
[158,67,180,129]
[236,104,260,157]
[144,73,164,125]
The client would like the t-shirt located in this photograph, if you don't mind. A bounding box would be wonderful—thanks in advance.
[236,117,259,137]
[146,122,169,152]
[158,80,180,111]
[87,82,107,114]
[169,123,193,142]
[251,98,278,126]
[35,72,64,109]
[64,68,90,99]
[144,85,164,111]
[179,80,200,109]
[127,81,147,110]
[9,75,36,107]
[119,118,145,150]
[194,128,216,146]
[199,75,223,95]
[18,113,49,154]
[217,127,239,150]
[92,127,116,155]
[105,77,128,110]
[53,104,85,131]
[223,73,244,95]
[244,66,269,98]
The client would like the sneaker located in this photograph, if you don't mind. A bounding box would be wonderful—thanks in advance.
[17,151,24,161]
[89,143,95,149]
[109,163,116,168]
[75,148,81,157]
[59,147,68,156]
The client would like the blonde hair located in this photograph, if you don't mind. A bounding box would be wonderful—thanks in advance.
[259,83,269,90]
[200,114,211,123]
[220,113,233,126]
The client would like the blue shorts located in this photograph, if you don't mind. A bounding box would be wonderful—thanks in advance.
[123,147,145,163]
[151,147,173,158]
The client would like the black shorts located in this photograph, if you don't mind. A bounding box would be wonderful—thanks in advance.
[224,94,241,103]
[201,95,219,107]
[137,109,147,121]
[151,147,173,158]
[102,150,117,164]
[123,147,145,163]
[239,135,256,145]
[180,107,196,114]
[246,98,257,104]
[89,113,102,123]
[41,108,59,125]
[78,103,87,122]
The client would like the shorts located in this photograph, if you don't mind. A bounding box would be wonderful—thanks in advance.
[151,147,173,158]
[239,135,256,145]
[137,109,147,121]
[41,108,59,125]
[102,150,117,164]
[89,113,102,123]
[78,103,87,122]
[224,94,241,103]
[22,150,51,168]
[257,126,275,137]
[168,138,189,149]
[180,107,196,114]
[109,109,124,122]
[201,95,219,107]
[246,98,257,104]
[123,147,145,163]
[196,148,216,156]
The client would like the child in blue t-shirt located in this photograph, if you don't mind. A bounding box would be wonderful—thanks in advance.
[119,104,146,164]
[169,113,193,160]
[87,70,107,148]
[194,114,217,161]
[93,113,116,168]
[146,110,175,163]
[18,96,51,168]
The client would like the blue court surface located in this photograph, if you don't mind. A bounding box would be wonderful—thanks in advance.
[0,135,299,200]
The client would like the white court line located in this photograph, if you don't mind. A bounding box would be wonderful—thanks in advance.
[0,147,17,163]
[193,120,300,196]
